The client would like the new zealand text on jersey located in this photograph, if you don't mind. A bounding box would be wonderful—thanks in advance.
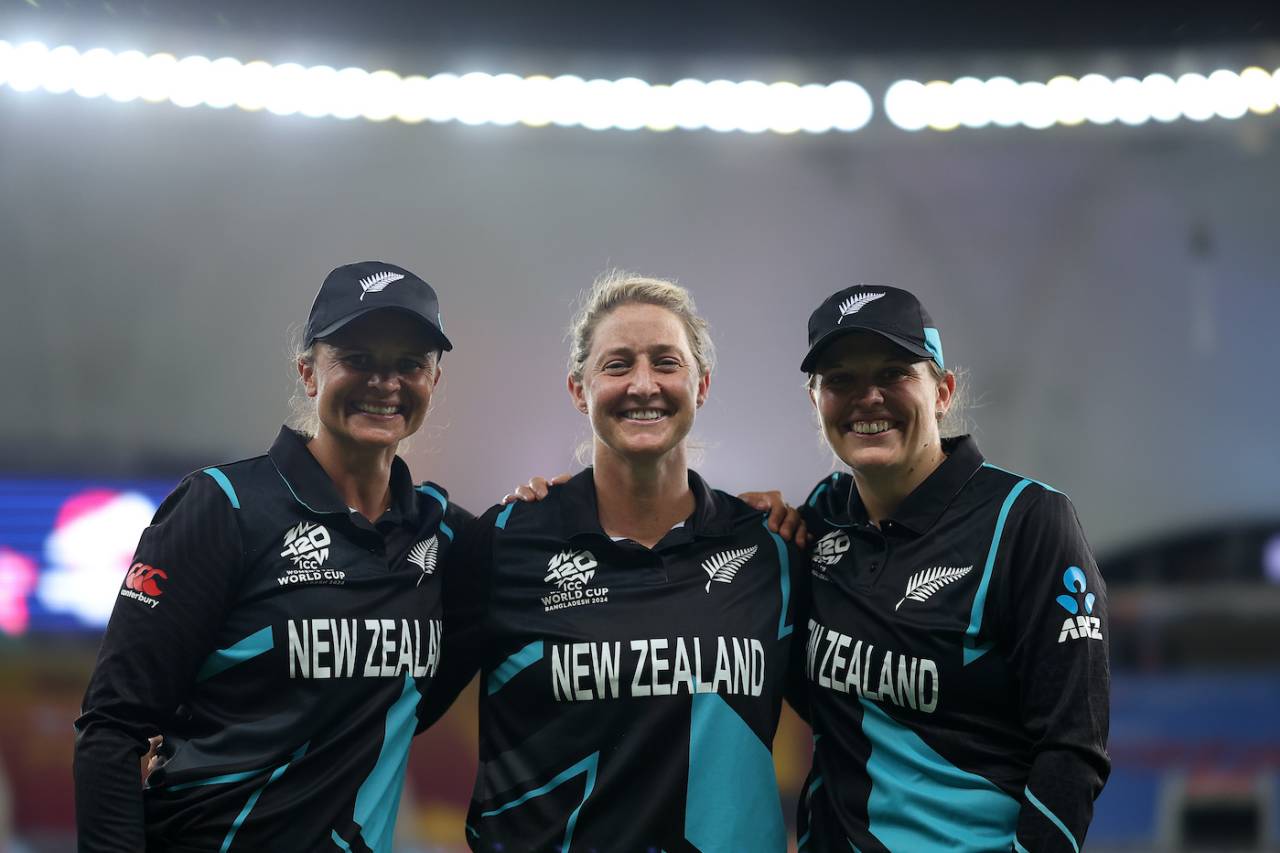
[287,618,442,679]
[805,619,939,713]
[550,635,765,702]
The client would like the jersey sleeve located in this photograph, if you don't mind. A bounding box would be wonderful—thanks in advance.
[998,488,1110,853]
[416,506,495,733]
[73,472,243,853]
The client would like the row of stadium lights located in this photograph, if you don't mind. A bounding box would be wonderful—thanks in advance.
[2,40,1278,134]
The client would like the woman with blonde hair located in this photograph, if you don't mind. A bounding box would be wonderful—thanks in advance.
[431,271,805,852]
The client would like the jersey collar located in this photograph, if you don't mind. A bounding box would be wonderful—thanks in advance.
[843,435,985,534]
[559,467,739,542]
[267,426,416,520]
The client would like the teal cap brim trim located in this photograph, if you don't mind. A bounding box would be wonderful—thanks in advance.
[923,327,945,370]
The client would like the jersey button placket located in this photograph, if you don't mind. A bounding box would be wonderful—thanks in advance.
[869,530,889,585]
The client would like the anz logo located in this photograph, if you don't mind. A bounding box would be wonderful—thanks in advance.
[1055,566,1102,643]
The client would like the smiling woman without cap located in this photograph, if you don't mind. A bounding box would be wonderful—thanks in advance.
[791,284,1110,852]
[424,270,807,851]
[74,261,474,852]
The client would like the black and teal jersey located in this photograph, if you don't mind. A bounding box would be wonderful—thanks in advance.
[796,436,1110,853]
[74,426,472,853]
[431,468,805,852]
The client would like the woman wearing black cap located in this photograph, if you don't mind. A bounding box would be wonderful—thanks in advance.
[74,262,472,852]
[790,285,1110,852]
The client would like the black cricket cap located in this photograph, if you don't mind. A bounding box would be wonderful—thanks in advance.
[303,261,453,352]
[801,284,944,372]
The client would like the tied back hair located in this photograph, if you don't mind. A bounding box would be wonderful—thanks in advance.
[288,325,321,438]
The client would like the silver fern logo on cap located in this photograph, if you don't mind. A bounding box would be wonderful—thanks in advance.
[408,535,438,586]
[702,545,758,593]
[837,291,885,323]
[357,270,405,301]
[895,565,972,611]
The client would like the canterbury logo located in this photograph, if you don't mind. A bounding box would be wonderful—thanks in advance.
[702,546,757,593]
[281,522,332,569]
[895,565,972,611]
[357,270,404,301]
[545,549,598,591]
[125,562,167,597]
[837,291,884,323]
[408,536,438,586]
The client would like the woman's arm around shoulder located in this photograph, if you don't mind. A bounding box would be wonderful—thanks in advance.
[416,505,498,733]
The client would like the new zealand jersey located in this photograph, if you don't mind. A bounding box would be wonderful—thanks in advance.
[74,427,472,853]
[796,437,1109,853]
[432,469,804,853]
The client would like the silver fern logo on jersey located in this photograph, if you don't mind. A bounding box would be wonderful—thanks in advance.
[837,291,885,323]
[542,549,608,612]
[357,270,404,301]
[408,535,438,586]
[895,565,972,611]
[702,545,757,593]
[810,530,850,580]
[281,522,331,570]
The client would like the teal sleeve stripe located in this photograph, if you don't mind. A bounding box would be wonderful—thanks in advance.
[1024,786,1080,853]
[796,829,810,850]
[197,626,274,682]
[416,484,448,510]
[806,483,829,508]
[1014,841,1030,853]
[962,479,1032,665]
[439,520,454,541]
[479,751,599,853]
[763,518,792,639]
[495,502,516,529]
[487,640,544,695]
[331,830,353,851]
[806,774,824,803]
[203,467,240,509]
[219,742,307,853]
[165,766,266,792]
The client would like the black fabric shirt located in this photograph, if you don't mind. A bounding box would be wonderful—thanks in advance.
[428,468,806,853]
[74,427,472,853]
[795,436,1110,853]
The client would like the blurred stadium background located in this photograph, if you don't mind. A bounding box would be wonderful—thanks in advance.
[1,2,1278,850]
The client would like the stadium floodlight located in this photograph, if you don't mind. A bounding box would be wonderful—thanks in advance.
[883,64,1280,131]
[0,38,874,134]
[1141,73,1181,123]
[883,79,929,131]
[1239,66,1277,114]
